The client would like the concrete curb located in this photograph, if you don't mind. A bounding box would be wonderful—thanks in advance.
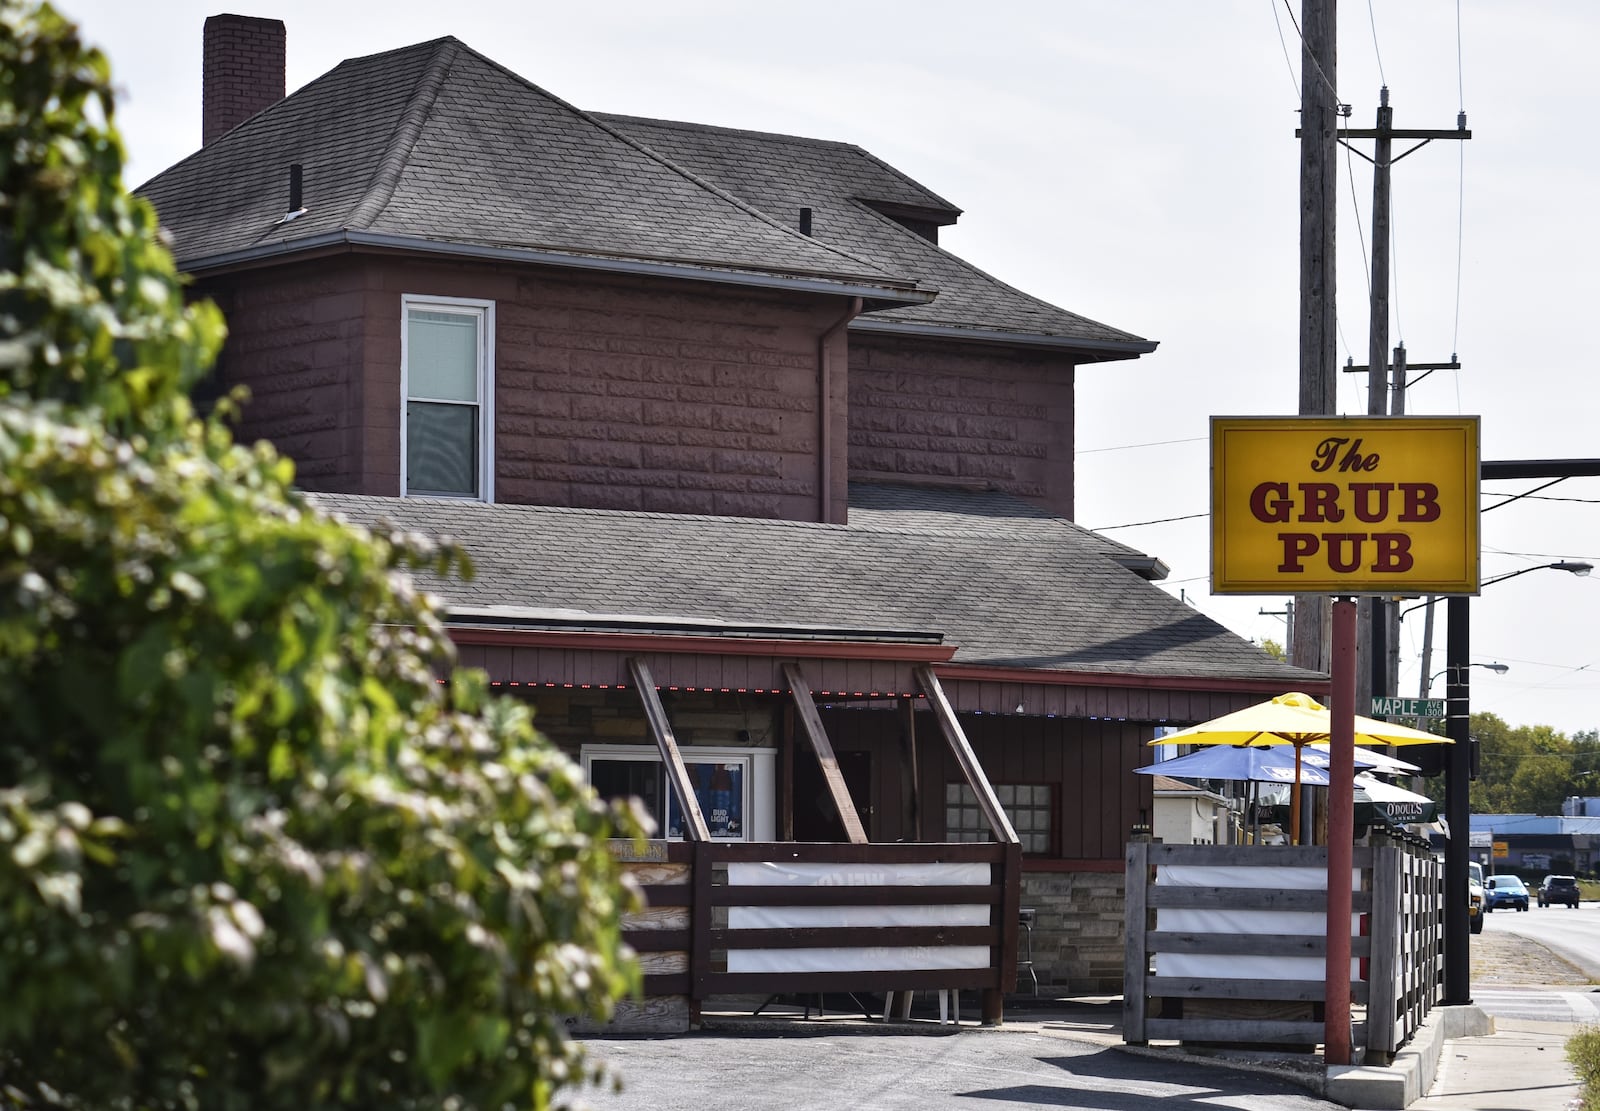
[1113,1042,1330,1100]
[1325,1005,1493,1109]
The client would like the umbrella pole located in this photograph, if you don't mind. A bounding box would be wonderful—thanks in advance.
[1249,780,1258,845]
[1289,743,1303,845]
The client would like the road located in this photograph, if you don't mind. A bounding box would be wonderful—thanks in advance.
[578,1029,1341,1110]
[1471,900,1600,1024]
[1481,899,1600,980]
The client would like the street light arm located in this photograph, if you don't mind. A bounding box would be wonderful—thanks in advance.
[1481,560,1592,589]
[1427,661,1509,692]
[1400,560,1592,621]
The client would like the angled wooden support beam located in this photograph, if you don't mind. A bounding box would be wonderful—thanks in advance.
[781,662,868,845]
[627,657,710,843]
[914,665,1018,845]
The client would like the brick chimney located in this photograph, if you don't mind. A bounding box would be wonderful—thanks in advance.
[203,14,285,146]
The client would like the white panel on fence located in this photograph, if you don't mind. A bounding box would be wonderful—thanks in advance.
[1157,865,1357,890]
[726,862,989,887]
[729,904,989,929]
[727,945,990,974]
[1154,865,1361,981]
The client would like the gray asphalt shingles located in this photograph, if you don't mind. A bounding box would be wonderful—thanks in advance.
[140,34,1150,346]
[139,39,904,286]
[598,114,1150,348]
[309,487,1314,684]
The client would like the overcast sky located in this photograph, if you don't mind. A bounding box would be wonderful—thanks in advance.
[63,1,1599,739]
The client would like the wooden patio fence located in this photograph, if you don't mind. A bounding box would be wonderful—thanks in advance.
[1123,837,1440,1060]
[613,838,1021,1031]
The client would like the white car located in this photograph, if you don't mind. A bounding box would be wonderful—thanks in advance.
[1468,862,1485,934]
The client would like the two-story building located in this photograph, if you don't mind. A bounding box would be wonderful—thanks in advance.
[138,15,1324,1019]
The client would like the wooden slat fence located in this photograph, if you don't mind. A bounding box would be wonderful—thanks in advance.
[696,841,1020,1002]
[607,839,1020,1032]
[1124,839,1441,1057]
[1365,836,1443,1060]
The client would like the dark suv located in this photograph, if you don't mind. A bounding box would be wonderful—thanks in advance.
[1539,874,1580,908]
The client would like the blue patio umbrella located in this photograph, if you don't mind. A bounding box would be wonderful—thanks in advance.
[1135,744,1382,785]
[1137,746,1389,844]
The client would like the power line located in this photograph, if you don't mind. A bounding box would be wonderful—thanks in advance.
[1483,478,1570,513]
[1365,0,1388,87]
[1089,512,1208,533]
[1390,179,1404,345]
[1269,0,1302,101]
[1452,0,1468,394]
[1076,436,1206,455]
[1279,0,1346,112]
[1489,493,1600,506]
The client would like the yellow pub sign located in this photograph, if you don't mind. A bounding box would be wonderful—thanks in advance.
[1211,416,1480,595]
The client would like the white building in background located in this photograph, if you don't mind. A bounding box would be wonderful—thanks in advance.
[1152,775,1237,845]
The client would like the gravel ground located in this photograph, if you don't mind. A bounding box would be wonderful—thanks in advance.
[1470,925,1593,987]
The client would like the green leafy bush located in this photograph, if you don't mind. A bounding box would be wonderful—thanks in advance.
[0,3,640,1107]
[1568,1025,1600,1109]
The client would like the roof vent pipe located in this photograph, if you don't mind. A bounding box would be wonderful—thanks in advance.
[275,163,307,225]
[799,207,812,236]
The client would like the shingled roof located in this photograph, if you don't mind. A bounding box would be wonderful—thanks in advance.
[138,38,929,305]
[599,114,1156,359]
[308,485,1316,685]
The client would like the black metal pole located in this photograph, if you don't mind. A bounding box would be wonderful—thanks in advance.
[1442,595,1472,1005]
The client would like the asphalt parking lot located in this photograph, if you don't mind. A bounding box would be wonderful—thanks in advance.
[576,1027,1340,1110]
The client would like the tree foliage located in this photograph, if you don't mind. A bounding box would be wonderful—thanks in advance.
[1421,712,1600,816]
[0,4,640,1107]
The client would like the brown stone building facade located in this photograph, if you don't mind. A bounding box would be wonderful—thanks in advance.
[142,16,1326,994]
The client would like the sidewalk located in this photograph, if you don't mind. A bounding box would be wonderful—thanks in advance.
[1412,1018,1580,1110]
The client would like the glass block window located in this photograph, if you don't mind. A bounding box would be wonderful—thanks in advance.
[945,782,1054,854]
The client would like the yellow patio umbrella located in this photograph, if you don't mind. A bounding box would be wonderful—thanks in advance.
[1149,691,1448,844]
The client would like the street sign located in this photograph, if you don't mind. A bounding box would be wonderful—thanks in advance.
[1492,841,1508,859]
[1371,696,1445,718]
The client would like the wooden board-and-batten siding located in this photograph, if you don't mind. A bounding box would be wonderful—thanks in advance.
[453,637,1298,723]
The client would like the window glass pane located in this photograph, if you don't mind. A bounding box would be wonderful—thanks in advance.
[408,310,479,402]
[668,761,744,840]
[588,759,664,831]
[407,400,478,496]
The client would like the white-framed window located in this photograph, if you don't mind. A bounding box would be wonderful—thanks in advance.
[581,744,776,841]
[946,782,1054,855]
[401,294,494,500]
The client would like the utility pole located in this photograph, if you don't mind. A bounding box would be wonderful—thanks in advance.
[1293,0,1338,684]
[1332,91,1470,712]
[1356,89,1394,716]
[1295,0,1347,1067]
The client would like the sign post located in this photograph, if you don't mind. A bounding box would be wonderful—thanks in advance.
[1209,415,1479,1065]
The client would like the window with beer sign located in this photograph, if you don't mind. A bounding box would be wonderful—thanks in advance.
[1210,416,1479,595]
